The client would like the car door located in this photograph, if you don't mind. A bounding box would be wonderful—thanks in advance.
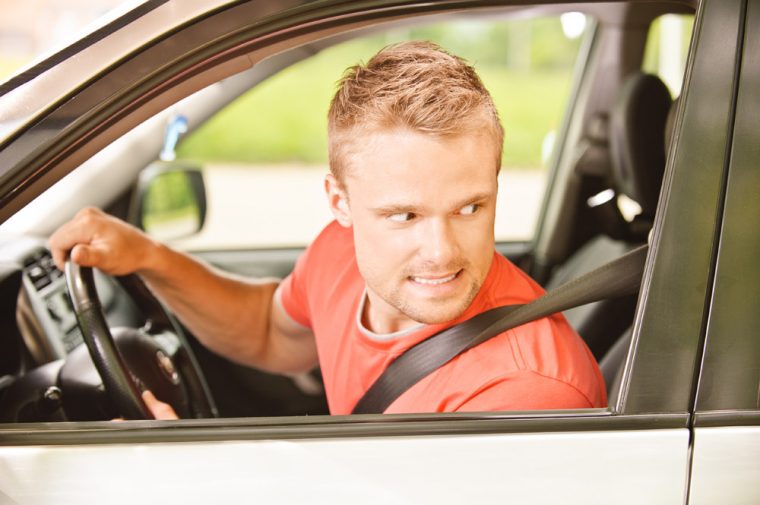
[0,0,744,503]
[687,0,760,500]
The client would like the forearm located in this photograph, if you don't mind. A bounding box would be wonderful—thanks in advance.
[135,241,280,368]
[49,208,315,373]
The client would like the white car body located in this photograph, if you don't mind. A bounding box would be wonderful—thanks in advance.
[1,0,759,503]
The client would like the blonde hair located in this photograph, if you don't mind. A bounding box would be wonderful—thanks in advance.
[327,41,504,182]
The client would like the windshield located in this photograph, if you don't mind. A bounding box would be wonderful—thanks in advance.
[0,0,206,145]
[0,1,150,85]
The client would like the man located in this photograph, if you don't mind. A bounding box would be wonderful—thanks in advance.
[50,41,606,418]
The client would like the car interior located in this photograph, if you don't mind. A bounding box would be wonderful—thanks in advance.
[0,1,695,423]
[554,70,676,402]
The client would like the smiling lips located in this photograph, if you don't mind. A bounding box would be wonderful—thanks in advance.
[410,270,460,285]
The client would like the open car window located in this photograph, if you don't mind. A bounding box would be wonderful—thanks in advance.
[0,1,701,426]
[153,14,592,252]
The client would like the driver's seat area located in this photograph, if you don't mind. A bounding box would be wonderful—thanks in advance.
[546,71,673,366]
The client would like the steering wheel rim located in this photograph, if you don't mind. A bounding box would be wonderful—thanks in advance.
[65,261,216,420]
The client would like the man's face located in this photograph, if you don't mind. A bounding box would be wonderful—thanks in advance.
[328,128,499,333]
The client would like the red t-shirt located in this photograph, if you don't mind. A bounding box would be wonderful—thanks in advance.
[279,221,606,414]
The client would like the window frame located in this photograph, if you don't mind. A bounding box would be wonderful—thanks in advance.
[0,0,725,445]
[693,0,760,424]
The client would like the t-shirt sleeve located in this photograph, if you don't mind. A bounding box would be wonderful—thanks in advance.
[278,221,353,330]
[454,371,595,412]
[279,244,313,329]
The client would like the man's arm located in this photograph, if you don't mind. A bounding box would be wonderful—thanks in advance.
[49,207,319,375]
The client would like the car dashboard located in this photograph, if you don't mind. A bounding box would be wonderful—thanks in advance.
[0,237,140,422]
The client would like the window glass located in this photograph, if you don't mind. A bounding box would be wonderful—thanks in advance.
[171,15,590,250]
[642,14,694,96]
[615,14,694,221]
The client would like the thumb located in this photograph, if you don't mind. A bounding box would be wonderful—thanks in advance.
[142,390,179,420]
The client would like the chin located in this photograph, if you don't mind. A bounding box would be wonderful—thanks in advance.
[401,299,471,325]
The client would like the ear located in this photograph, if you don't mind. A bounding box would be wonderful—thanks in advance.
[325,174,352,227]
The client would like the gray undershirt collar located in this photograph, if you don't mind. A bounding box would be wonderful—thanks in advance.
[356,289,425,342]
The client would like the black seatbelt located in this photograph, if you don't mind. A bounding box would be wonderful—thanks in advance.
[352,244,648,414]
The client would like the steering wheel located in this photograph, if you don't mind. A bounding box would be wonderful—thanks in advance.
[64,261,217,420]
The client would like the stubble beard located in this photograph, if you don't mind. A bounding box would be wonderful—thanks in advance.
[384,270,482,325]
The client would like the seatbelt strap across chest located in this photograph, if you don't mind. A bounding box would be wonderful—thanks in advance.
[352,244,648,415]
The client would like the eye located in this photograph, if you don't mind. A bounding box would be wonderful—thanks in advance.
[388,212,416,223]
[459,203,480,215]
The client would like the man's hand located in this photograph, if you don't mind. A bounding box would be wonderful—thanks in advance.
[142,390,179,420]
[49,206,317,377]
[49,207,159,275]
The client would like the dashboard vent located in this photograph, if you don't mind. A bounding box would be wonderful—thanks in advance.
[22,250,63,291]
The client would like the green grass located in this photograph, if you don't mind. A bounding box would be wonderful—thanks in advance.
[483,68,574,167]
[177,38,576,169]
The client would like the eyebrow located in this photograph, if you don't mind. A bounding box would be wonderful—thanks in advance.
[370,191,494,215]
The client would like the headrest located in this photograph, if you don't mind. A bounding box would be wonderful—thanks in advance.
[609,73,672,215]
[574,112,611,178]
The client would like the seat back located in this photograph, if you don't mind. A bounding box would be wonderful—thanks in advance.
[610,73,673,221]
[601,93,682,407]
[547,72,672,360]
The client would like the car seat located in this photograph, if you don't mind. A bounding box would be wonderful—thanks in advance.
[546,72,673,360]
[600,93,681,405]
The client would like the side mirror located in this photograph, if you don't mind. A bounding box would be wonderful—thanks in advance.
[129,163,207,241]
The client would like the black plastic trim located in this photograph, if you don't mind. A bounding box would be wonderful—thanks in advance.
[689,0,747,417]
[694,410,760,428]
[0,410,689,446]
[694,0,760,414]
[681,2,746,501]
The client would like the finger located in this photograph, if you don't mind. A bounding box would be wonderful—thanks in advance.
[49,221,85,271]
[50,244,69,272]
[49,214,99,270]
[142,390,179,420]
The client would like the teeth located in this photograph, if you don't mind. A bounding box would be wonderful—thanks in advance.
[412,273,457,285]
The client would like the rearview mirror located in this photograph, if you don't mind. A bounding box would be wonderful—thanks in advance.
[129,163,207,242]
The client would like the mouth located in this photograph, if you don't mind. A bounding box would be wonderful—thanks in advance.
[409,270,461,286]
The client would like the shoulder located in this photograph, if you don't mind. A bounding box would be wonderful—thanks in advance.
[310,220,353,254]
[452,255,607,409]
[455,369,597,412]
[278,221,358,327]
[504,315,607,408]
[394,333,603,413]
[484,253,546,305]
[452,327,603,411]
[481,255,605,392]
[296,221,355,277]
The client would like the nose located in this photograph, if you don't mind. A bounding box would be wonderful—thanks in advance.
[417,218,459,267]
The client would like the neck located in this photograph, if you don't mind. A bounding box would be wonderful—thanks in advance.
[362,290,418,334]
